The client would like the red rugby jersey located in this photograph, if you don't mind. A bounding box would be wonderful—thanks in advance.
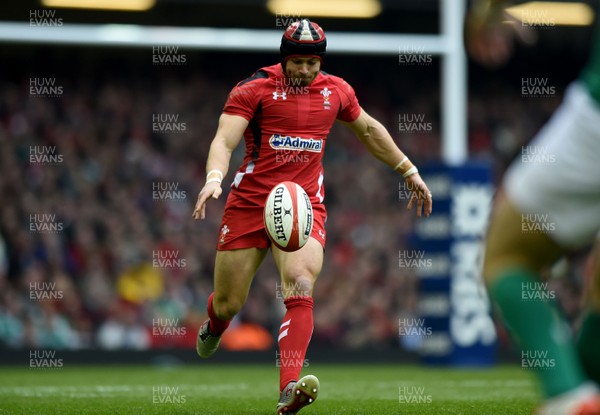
[222,63,362,207]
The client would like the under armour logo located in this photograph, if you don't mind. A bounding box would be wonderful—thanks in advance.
[220,225,230,244]
[273,91,287,100]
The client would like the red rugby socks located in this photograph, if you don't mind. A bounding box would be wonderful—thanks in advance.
[207,292,231,336]
[278,296,314,392]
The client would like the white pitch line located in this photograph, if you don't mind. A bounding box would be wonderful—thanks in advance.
[0,383,251,398]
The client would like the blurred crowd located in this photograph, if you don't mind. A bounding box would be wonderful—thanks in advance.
[0,48,585,351]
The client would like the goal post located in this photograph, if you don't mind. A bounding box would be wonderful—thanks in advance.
[1,1,498,366]
[0,0,467,163]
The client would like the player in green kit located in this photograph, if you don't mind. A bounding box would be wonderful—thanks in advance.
[466,1,600,414]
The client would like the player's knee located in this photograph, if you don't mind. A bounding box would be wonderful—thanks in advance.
[483,231,546,288]
[482,195,530,287]
[483,224,556,289]
[212,296,244,320]
[482,254,508,288]
[482,231,527,288]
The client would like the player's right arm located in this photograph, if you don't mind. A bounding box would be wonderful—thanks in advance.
[192,113,248,220]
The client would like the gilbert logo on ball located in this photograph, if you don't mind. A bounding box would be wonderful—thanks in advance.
[264,182,313,252]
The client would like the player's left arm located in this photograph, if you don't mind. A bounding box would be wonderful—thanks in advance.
[339,107,432,217]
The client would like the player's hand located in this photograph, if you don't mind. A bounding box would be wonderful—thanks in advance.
[405,173,432,218]
[465,2,536,67]
[192,181,222,220]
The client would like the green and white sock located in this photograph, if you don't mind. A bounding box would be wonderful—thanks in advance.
[490,268,587,398]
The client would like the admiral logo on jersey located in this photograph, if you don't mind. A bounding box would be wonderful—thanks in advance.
[269,134,323,153]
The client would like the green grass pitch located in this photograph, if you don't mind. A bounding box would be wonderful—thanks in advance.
[0,364,538,414]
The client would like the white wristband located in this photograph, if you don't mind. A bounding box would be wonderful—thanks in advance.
[394,157,409,171]
[206,177,222,185]
[402,166,418,178]
[206,169,224,181]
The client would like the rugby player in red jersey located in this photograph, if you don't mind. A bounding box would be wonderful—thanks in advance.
[192,19,432,414]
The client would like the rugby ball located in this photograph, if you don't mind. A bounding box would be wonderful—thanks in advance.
[264,181,313,252]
